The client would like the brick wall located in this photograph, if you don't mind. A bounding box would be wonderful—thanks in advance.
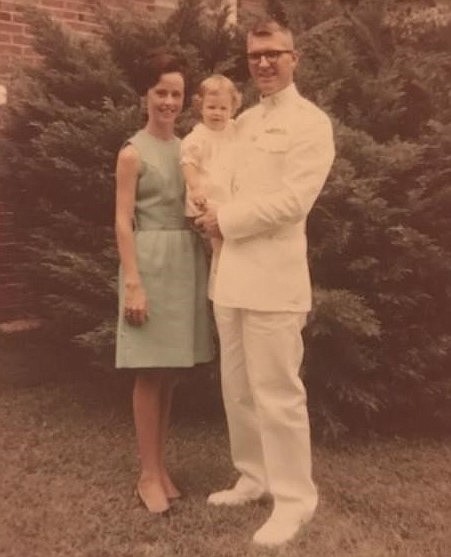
[0,200,33,322]
[0,0,180,81]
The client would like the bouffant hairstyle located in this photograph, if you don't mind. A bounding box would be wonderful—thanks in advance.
[137,49,187,95]
[192,74,242,117]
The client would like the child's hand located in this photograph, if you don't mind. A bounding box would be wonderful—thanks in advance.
[193,195,208,213]
[194,203,222,239]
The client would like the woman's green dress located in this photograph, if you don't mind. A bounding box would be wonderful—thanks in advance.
[116,130,214,369]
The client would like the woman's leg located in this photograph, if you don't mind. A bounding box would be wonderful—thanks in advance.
[159,375,181,499]
[133,371,169,513]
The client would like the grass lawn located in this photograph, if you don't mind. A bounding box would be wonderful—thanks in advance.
[0,336,450,557]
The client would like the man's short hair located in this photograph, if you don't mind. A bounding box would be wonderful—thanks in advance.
[247,18,294,48]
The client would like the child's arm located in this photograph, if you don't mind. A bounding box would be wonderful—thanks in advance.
[182,162,207,212]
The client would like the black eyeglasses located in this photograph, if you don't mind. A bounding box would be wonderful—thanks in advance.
[247,50,293,64]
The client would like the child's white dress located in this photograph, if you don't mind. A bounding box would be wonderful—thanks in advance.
[181,120,236,298]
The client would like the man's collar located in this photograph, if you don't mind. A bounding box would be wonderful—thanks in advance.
[260,83,298,108]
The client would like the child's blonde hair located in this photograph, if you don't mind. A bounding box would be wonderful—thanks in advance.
[192,74,242,116]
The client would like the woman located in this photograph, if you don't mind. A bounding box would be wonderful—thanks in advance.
[115,51,214,514]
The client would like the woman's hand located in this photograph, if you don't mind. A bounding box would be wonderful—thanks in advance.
[124,282,149,327]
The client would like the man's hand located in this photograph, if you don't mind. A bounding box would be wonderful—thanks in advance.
[194,203,223,239]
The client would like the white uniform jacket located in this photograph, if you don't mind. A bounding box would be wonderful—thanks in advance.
[213,83,335,312]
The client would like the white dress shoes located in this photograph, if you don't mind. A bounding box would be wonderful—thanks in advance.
[252,508,314,547]
[207,487,264,506]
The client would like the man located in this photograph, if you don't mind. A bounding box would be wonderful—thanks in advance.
[195,17,335,547]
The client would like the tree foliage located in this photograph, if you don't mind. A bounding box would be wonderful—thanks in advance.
[0,0,450,435]
[294,0,451,435]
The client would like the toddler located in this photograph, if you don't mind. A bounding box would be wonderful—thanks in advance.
[181,74,242,297]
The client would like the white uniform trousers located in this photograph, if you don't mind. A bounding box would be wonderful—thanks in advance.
[213,304,318,518]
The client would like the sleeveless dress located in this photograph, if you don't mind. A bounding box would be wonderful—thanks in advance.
[115,130,215,369]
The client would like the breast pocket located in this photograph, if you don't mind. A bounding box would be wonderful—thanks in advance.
[253,133,290,192]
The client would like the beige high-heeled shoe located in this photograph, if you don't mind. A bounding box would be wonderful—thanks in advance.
[135,481,170,515]
[162,481,183,501]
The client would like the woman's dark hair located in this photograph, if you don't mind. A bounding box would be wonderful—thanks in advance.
[137,48,187,95]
